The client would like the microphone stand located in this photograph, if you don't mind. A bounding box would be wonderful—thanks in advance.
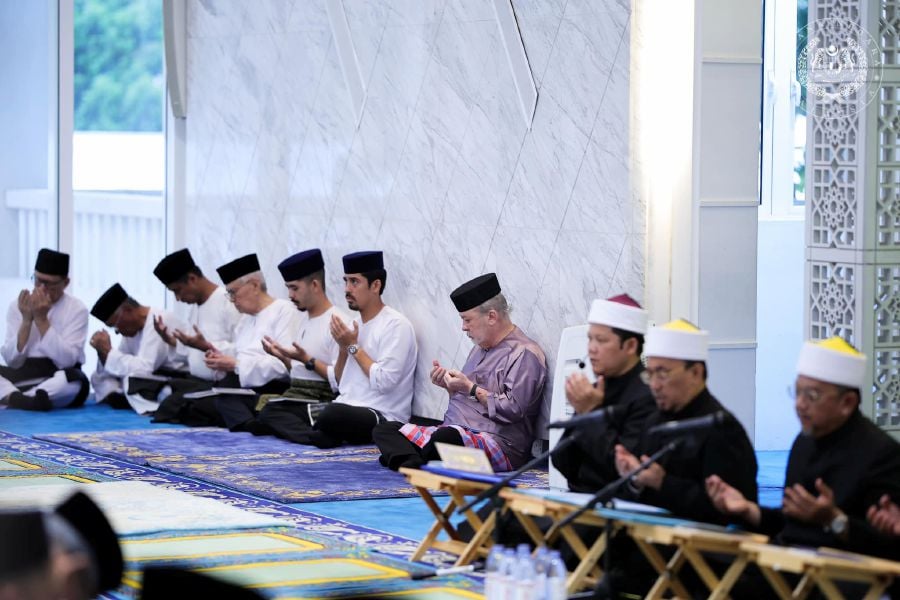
[546,439,682,600]
[456,430,584,544]
[550,439,681,533]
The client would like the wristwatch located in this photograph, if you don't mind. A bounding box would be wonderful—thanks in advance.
[347,344,359,356]
[827,512,849,536]
[469,383,479,400]
[304,357,316,371]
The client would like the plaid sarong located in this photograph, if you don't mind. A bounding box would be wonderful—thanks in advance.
[399,424,512,472]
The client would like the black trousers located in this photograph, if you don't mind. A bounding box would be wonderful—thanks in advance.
[153,374,287,427]
[256,402,316,443]
[213,379,291,430]
[299,403,384,448]
[0,358,89,408]
[372,421,464,470]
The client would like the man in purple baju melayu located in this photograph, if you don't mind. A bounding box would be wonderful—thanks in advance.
[373,273,548,471]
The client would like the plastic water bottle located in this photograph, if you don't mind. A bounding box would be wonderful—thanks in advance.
[498,548,517,600]
[546,550,567,600]
[513,546,535,600]
[532,546,549,600]
[485,545,505,600]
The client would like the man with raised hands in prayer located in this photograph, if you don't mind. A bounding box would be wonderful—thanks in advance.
[298,251,418,448]
[225,248,348,439]
[373,273,547,471]
[0,248,90,410]
[153,253,299,427]
[552,294,656,492]
[707,337,900,560]
[89,283,187,410]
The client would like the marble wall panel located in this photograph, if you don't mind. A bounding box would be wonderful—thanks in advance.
[183,0,640,425]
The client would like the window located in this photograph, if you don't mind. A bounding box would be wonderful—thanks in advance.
[761,0,808,219]
[0,1,59,305]
[71,0,166,313]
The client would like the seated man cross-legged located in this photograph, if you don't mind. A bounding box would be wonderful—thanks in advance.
[0,248,90,411]
[298,251,418,448]
[89,283,188,410]
[373,273,548,471]
[240,248,347,439]
[155,253,299,428]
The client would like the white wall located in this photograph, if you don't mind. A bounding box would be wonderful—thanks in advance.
[182,0,640,421]
[755,219,804,450]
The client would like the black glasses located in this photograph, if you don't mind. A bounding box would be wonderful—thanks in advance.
[32,275,65,288]
[640,366,686,385]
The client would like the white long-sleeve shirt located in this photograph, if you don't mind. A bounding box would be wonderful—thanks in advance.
[2,293,88,369]
[173,286,240,380]
[228,299,299,388]
[289,305,348,391]
[100,308,188,379]
[334,305,417,422]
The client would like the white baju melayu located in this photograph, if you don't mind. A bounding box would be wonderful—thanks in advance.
[172,286,241,381]
[0,293,89,407]
[225,299,299,388]
[288,305,348,390]
[334,305,417,422]
[91,308,188,410]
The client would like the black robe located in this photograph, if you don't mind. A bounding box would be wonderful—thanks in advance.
[551,362,656,492]
[758,410,900,560]
[630,388,758,525]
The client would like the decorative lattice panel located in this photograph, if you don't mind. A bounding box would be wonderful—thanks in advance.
[814,0,860,23]
[874,349,900,428]
[809,261,857,343]
[877,85,900,247]
[878,85,900,164]
[882,0,900,66]
[875,264,900,344]
[808,70,862,247]
[809,164,858,247]
[877,167,900,246]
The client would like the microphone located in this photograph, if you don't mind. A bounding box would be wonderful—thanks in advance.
[547,405,618,429]
[648,410,728,436]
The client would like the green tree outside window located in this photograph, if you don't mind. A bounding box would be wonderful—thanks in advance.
[74,0,163,132]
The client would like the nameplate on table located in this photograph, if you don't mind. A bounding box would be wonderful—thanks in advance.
[435,442,494,474]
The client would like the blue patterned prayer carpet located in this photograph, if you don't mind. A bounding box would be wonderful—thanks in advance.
[35,428,550,503]
[0,431,457,565]
[108,525,480,600]
[0,449,117,488]
[0,401,182,435]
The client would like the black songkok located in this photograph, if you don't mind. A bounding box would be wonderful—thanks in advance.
[450,273,502,312]
[278,249,324,281]
[141,566,265,599]
[35,248,69,277]
[342,251,383,274]
[216,254,261,285]
[153,249,197,285]
[0,511,48,579]
[55,492,123,593]
[91,283,128,322]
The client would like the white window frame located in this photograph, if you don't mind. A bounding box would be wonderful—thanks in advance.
[760,0,806,221]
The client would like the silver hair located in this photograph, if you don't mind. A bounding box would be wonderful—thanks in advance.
[239,271,266,292]
[476,292,511,318]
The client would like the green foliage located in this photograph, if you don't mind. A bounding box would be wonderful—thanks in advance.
[74,0,163,132]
